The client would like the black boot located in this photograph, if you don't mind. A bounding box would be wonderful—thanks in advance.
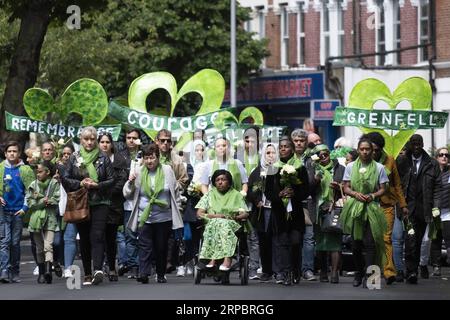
[44,261,52,284]
[353,272,362,287]
[37,263,45,284]
[395,270,405,282]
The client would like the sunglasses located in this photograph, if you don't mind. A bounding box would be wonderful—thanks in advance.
[159,139,172,144]
[438,153,449,158]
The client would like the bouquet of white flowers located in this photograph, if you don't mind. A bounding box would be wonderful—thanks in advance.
[279,164,302,220]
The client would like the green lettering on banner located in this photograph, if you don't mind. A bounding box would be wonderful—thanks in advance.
[4,112,122,140]
[333,107,448,130]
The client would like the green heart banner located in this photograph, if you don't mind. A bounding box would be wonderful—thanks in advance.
[5,112,122,140]
[108,100,264,132]
[333,107,448,130]
[334,77,449,158]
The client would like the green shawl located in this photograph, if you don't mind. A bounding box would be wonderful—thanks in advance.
[139,164,168,227]
[274,153,302,170]
[0,161,35,197]
[79,146,100,183]
[207,187,247,217]
[318,161,334,206]
[340,158,387,267]
[212,159,242,191]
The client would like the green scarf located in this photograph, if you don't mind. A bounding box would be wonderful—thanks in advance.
[212,159,242,191]
[319,161,334,206]
[378,152,391,176]
[208,187,246,217]
[340,158,387,267]
[275,154,302,170]
[139,164,168,227]
[244,152,259,176]
[79,146,100,183]
[160,153,170,165]
[0,161,35,196]
[37,179,51,194]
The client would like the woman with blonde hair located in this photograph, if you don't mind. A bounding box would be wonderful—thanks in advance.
[61,126,114,285]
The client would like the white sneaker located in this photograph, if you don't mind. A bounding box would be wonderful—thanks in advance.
[33,266,39,276]
[257,267,262,274]
[64,268,73,278]
[186,265,193,276]
[176,266,186,277]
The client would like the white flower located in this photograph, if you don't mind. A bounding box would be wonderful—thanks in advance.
[260,170,267,178]
[4,174,12,181]
[76,157,84,168]
[311,154,320,161]
[240,190,247,197]
[238,208,246,213]
[134,139,142,146]
[359,168,367,174]
[58,138,65,145]
[281,164,296,175]
[32,151,41,159]
[408,228,415,236]
[432,208,440,218]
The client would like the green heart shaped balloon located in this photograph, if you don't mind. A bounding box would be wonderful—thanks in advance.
[213,106,264,130]
[23,78,108,126]
[348,77,432,158]
[128,69,225,140]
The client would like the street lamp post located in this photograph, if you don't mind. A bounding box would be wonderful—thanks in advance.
[231,0,237,108]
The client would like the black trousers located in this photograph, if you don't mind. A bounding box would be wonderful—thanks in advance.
[405,215,427,275]
[272,230,303,277]
[105,223,119,271]
[184,221,203,263]
[138,221,172,277]
[258,231,273,275]
[352,221,376,275]
[77,205,108,276]
[443,221,450,250]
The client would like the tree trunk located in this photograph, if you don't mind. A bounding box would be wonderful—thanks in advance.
[0,0,51,147]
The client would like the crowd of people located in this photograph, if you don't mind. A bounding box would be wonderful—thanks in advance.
[0,126,449,288]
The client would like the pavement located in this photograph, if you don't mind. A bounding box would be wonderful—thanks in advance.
[1,233,449,300]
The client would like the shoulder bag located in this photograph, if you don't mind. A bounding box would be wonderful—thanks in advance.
[63,187,90,223]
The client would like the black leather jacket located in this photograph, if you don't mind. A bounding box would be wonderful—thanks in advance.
[61,151,114,206]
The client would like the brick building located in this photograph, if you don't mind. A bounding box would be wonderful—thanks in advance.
[236,0,450,150]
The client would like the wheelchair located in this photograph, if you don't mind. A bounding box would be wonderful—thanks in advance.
[193,221,250,285]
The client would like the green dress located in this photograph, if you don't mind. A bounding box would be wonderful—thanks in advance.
[195,188,248,260]
[315,162,342,252]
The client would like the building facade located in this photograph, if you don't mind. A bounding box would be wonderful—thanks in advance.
[236,0,450,150]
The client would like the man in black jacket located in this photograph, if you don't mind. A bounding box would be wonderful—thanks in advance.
[396,134,440,284]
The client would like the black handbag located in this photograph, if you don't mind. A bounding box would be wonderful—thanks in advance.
[321,206,343,233]
[321,184,345,233]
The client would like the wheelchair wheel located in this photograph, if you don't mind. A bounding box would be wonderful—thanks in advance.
[221,272,230,285]
[194,266,202,284]
[240,256,249,285]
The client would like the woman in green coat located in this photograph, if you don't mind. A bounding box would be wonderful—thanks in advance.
[26,161,60,284]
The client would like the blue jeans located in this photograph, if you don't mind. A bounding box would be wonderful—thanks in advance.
[124,210,139,268]
[301,225,315,273]
[392,215,404,272]
[63,223,78,268]
[116,229,126,266]
[0,209,23,276]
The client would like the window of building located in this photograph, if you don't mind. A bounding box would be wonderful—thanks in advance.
[297,2,305,65]
[393,1,401,64]
[376,3,386,66]
[281,4,290,67]
[257,7,265,40]
[418,0,430,62]
[337,1,345,56]
[322,1,330,60]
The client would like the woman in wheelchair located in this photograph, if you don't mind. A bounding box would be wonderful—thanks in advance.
[196,169,249,271]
